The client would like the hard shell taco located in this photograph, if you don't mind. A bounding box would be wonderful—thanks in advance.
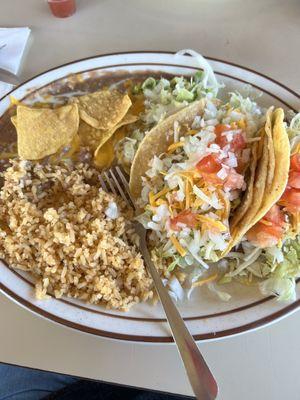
[225,111,300,301]
[222,107,290,255]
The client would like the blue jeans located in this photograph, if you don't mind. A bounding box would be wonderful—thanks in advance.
[0,363,76,400]
[0,363,185,400]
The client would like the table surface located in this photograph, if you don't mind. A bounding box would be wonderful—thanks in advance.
[1,0,300,399]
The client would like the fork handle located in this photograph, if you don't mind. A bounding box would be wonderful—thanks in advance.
[138,237,218,400]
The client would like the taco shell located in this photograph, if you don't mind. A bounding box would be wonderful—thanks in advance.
[129,99,206,199]
[223,107,290,254]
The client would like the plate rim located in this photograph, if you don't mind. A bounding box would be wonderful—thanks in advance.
[1,278,300,343]
[1,50,299,103]
[1,50,300,343]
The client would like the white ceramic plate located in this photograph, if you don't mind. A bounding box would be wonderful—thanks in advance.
[0,51,299,343]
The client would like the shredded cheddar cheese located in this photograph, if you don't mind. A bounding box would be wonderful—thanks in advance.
[237,119,246,129]
[168,205,174,217]
[185,129,198,136]
[170,235,187,257]
[185,180,190,209]
[217,189,230,219]
[177,171,194,187]
[167,141,184,154]
[149,187,170,206]
[171,202,184,210]
[197,215,227,232]
[192,273,218,287]
[193,198,203,208]
[156,198,167,206]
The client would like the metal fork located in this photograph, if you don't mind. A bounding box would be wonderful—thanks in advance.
[99,166,218,400]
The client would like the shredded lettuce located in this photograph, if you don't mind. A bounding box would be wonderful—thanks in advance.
[207,282,231,301]
[140,51,221,126]
[116,129,144,169]
[175,49,221,94]
[259,276,296,302]
[229,92,260,113]
[227,92,263,136]
[228,237,300,301]
[261,239,300,300]
[167,258,180,272]
[287,112,300,151]
[167,276,185,301]
[141,74,208,125]
[288,112,300,135]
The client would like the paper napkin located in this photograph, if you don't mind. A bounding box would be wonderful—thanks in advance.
[0,27,31,97]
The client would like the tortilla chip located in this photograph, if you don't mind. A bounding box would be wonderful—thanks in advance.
[16,104,79,160]
[79,113,137,151]
[62,134,81,159]
[78,120,98,149]
[129,99,206,199]
[93,114,138,170]
[74,90,132,130]
[94,127,128,169]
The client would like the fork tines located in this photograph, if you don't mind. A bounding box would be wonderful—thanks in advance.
[99,166,136,209]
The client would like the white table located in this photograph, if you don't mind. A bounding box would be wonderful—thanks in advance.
[1,0,300,398]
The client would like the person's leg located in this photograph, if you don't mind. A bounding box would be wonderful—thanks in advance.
[43,380,188,400]
[0,363,77,400]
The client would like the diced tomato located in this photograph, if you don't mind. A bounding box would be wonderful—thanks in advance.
[288,170,300,189]
[215,124,246,151]
[196,154,221,174]
[170,210,198,231]
[231,133,246,152]
[215,124,232,136]
[223,169,244,190]
[247,204,285,247]
[280,188,300,213]
[263,205,285,226]
[246,222,283,248]
[196,154,223,185]
[214,124,232,148]
[290,153,300,172]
